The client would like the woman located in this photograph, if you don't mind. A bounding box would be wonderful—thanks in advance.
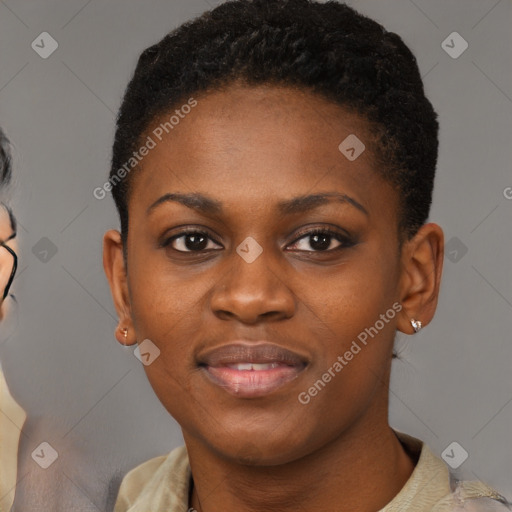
[0,127,26,511]
[103,1,511,511]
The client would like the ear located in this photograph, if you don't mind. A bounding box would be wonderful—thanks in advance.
[102,229,137,346]
[396,223,444,335]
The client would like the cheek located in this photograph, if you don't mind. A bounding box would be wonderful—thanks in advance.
[128,255,201,334]
[302,248,398,343]
[126,263,210,394]
[298,250,399,390]
[325,280,396,341]
[294,279,397,443]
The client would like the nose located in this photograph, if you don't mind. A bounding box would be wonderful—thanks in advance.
[210,247,296,324]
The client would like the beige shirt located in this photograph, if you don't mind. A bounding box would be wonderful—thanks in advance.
[114,430,510,512]
[0,367,26,512]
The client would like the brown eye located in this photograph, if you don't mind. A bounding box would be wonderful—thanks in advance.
[288,228,355,252]
[163,230,222,253]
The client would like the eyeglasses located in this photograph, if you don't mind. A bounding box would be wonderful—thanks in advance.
[0,202,17,301]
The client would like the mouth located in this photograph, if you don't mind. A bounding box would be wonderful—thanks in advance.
[197,342,308,398]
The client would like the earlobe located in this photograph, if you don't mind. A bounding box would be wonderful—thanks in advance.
[396,223,444,335]
[103,229,136,346]
[410,318,422,333]
[115,325,137,347]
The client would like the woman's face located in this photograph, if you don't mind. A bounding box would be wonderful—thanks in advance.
[105,84,438,464]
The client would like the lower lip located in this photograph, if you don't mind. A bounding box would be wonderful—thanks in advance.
[202,364,304,398]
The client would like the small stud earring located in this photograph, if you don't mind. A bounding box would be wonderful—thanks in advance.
[123,327,128,343]
[411,319,422,333]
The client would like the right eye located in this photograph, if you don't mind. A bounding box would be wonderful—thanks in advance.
[162,229,223,253]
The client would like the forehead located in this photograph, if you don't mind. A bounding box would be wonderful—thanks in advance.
[128,83,394,219]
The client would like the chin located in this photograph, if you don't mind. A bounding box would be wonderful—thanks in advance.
[200,425,316,467]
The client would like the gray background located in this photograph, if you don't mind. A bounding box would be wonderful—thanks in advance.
[0,0,511,509]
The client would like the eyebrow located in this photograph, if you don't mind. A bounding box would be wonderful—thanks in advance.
[146,191,368,217]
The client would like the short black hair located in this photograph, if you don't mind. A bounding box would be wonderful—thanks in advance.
[110,0,439,252]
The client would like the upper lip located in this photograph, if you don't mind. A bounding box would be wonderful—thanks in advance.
[197,342,308,367]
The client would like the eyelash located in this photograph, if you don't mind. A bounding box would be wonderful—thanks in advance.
[161,227,355,254]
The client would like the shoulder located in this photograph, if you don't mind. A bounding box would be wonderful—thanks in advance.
[432,479,512,512]
[114,445,190,512]
[392,430,511,512]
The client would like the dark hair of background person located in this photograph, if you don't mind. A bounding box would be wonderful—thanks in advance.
[0,128,16,232]
[0,128,13,190]
[0,128,17,304]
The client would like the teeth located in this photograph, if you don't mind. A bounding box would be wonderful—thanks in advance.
[231,363,253,371]
[227,362,280,371]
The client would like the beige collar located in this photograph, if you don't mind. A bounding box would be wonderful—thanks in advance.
[379,430,451,512]
[115,429,504,512]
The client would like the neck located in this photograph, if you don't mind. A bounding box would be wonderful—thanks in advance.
[186,415,416,512]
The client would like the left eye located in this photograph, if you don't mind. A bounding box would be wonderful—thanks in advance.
[288,229,351,252]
